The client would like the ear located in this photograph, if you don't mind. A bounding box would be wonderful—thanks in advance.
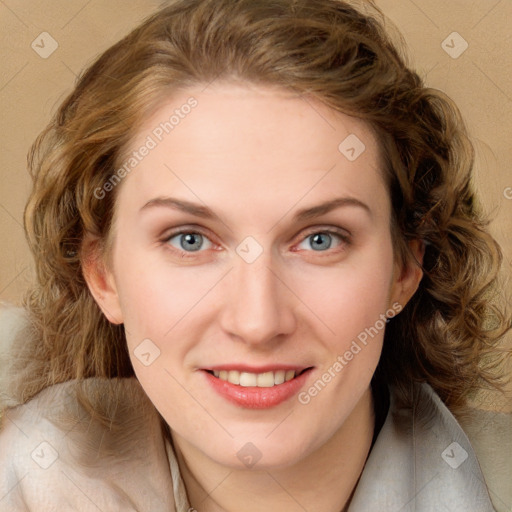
[81,236,124,325]
[389,239,425,311]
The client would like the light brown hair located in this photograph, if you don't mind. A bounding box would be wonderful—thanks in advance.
[6,0,510,415]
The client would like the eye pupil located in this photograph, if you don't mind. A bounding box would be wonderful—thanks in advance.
[181,233,203,251]
[310,233,332,250]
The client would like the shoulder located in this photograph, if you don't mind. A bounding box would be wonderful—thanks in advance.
[0,378,175,511]
[348,382,496,512]
[0,304,28,409]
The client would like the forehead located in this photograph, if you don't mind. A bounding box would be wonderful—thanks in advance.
[114,83,388,220]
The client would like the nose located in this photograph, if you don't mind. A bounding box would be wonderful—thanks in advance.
[218,249,297,347]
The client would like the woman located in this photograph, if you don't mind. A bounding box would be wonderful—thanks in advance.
[0,0,509,510]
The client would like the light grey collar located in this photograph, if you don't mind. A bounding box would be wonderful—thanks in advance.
[347,382,495,511]
[0,376,494,511]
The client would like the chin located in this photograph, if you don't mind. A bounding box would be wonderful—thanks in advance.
[196,425,324,471]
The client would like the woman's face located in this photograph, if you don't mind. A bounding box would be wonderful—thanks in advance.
[87,83,421,469]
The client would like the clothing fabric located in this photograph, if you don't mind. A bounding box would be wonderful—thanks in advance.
[0,377,495,511]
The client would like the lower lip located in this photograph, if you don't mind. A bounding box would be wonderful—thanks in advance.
[202,369,313,409]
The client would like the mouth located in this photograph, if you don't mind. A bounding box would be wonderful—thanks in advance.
[201,366,314,409]
[204,368,312,387]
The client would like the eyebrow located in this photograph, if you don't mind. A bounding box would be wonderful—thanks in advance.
[139,196,371,222]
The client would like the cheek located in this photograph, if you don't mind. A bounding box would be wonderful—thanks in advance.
[295,242,395,350]
[111,241,210,334]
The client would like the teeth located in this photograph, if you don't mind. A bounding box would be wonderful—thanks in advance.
[212,369,298,387]
[228,370,240,385]
[274,370,285,385]
[256,371,274,388]
[239,372,257,387]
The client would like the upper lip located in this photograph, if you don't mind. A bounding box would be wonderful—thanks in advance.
[202,364,312,373]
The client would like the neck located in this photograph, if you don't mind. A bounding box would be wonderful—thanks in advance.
[172,387,375,512]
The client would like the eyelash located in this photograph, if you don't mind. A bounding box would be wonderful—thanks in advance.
[161,226,351,259]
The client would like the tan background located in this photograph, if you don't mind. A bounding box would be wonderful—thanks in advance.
[0,0,511,398]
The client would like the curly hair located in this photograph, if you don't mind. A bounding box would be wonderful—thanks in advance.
[7,0,510,415]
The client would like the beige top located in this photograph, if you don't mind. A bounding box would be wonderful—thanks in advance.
[0,376,496,511]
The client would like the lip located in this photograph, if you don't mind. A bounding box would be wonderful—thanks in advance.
[204,364,308,373]
[202,367,314,409]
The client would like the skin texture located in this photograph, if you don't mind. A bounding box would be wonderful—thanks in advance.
[84,83,424,511]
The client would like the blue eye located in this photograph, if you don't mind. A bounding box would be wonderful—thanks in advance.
[166,232,214,252]
[297,231,348,252]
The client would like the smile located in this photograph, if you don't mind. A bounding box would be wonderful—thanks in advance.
[207,369,302,387]
[203,366,314,409]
